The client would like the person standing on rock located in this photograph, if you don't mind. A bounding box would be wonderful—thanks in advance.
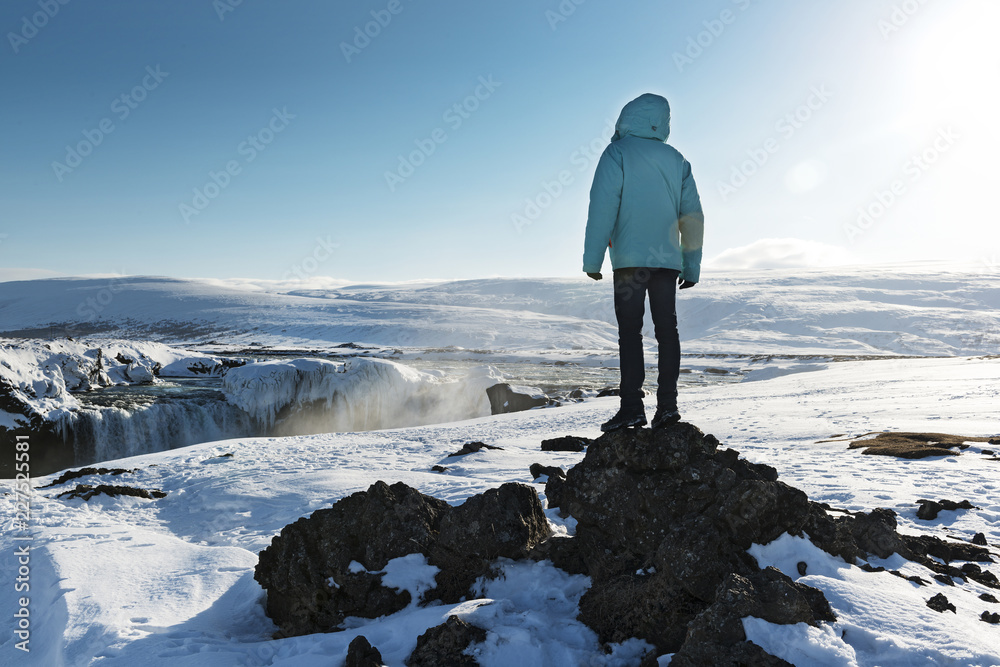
[582,93,704,432]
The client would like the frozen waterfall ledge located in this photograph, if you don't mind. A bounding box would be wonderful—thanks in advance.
[220,357,503,434]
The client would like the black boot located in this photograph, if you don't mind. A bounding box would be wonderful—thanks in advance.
[651,407,680,429]
[601,407,647,432]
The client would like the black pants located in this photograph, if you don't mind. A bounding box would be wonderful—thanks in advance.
[613,267,681,413]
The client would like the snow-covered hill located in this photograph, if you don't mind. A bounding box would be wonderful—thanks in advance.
[2,263,999,357]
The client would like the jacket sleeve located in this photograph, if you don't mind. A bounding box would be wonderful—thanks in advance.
[678,159,704,283]
[582,146,623,273]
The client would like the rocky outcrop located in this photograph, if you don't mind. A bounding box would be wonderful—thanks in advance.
[255,420,999,663]
[544,422,999,661]
[254,481,549,638]
[545,423,833,659]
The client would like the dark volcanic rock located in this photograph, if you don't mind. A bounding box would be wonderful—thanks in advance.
[55,484,165,500]
[546,423,831,659]
[429,483,550,602]
[446,441,503,457]
[406,616,486,667]
[927,593,956,613]
[40,466,134,488]
[345,635,384,667]
[916,498,976,520]
[255,480,549,637]
[486,383,549,415]
[528,463,564,480]
[973,532,988,546]
[540,435,593,452]
[982,611,1000,624]
[255,481,451,637]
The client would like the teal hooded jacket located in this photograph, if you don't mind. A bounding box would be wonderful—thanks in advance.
[582,94,705,282]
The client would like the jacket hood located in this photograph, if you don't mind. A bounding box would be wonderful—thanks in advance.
[612,93,671,142]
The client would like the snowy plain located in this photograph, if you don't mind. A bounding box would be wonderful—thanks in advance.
[1,265,999,666]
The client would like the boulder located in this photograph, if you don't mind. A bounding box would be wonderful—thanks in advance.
[406,616,486,667]
[540,435,592,452]
[255,481,549,637]
[486,383,548,414]
[255,481,450,637]
[345,635,384,667]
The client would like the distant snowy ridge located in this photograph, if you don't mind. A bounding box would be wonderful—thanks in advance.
[222,357,503,435]
[2,265,998,356]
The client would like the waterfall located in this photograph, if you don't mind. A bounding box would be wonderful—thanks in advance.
[56,397,255,467]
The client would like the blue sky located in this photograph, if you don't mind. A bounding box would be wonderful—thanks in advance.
[1,0,997,282]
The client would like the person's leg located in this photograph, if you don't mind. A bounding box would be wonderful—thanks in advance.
[613,268,649,413]
[647,268,681,413]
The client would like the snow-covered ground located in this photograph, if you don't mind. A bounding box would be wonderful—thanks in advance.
[1,355,998,666]
[1,265,999,665]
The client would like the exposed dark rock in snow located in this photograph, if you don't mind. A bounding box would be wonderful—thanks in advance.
[485,383,549,414]
[545,422,832,659]
[256,481,450,637]
[345,635,384,667]
[54,484,166,500]
[539,435,592,452]
[915,498,976,520]
[254,480,549,638]
[256,420,996,662]
[428,483,550,602]
[980,592,999,603]
[39,466,134,488]
[446,441,503,457]
[1,379,72,479]
[982,611,1000,624]
[973,532,988,546]
[528,462,564,481]
[927,593,956,613]
[405,616,485,667]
